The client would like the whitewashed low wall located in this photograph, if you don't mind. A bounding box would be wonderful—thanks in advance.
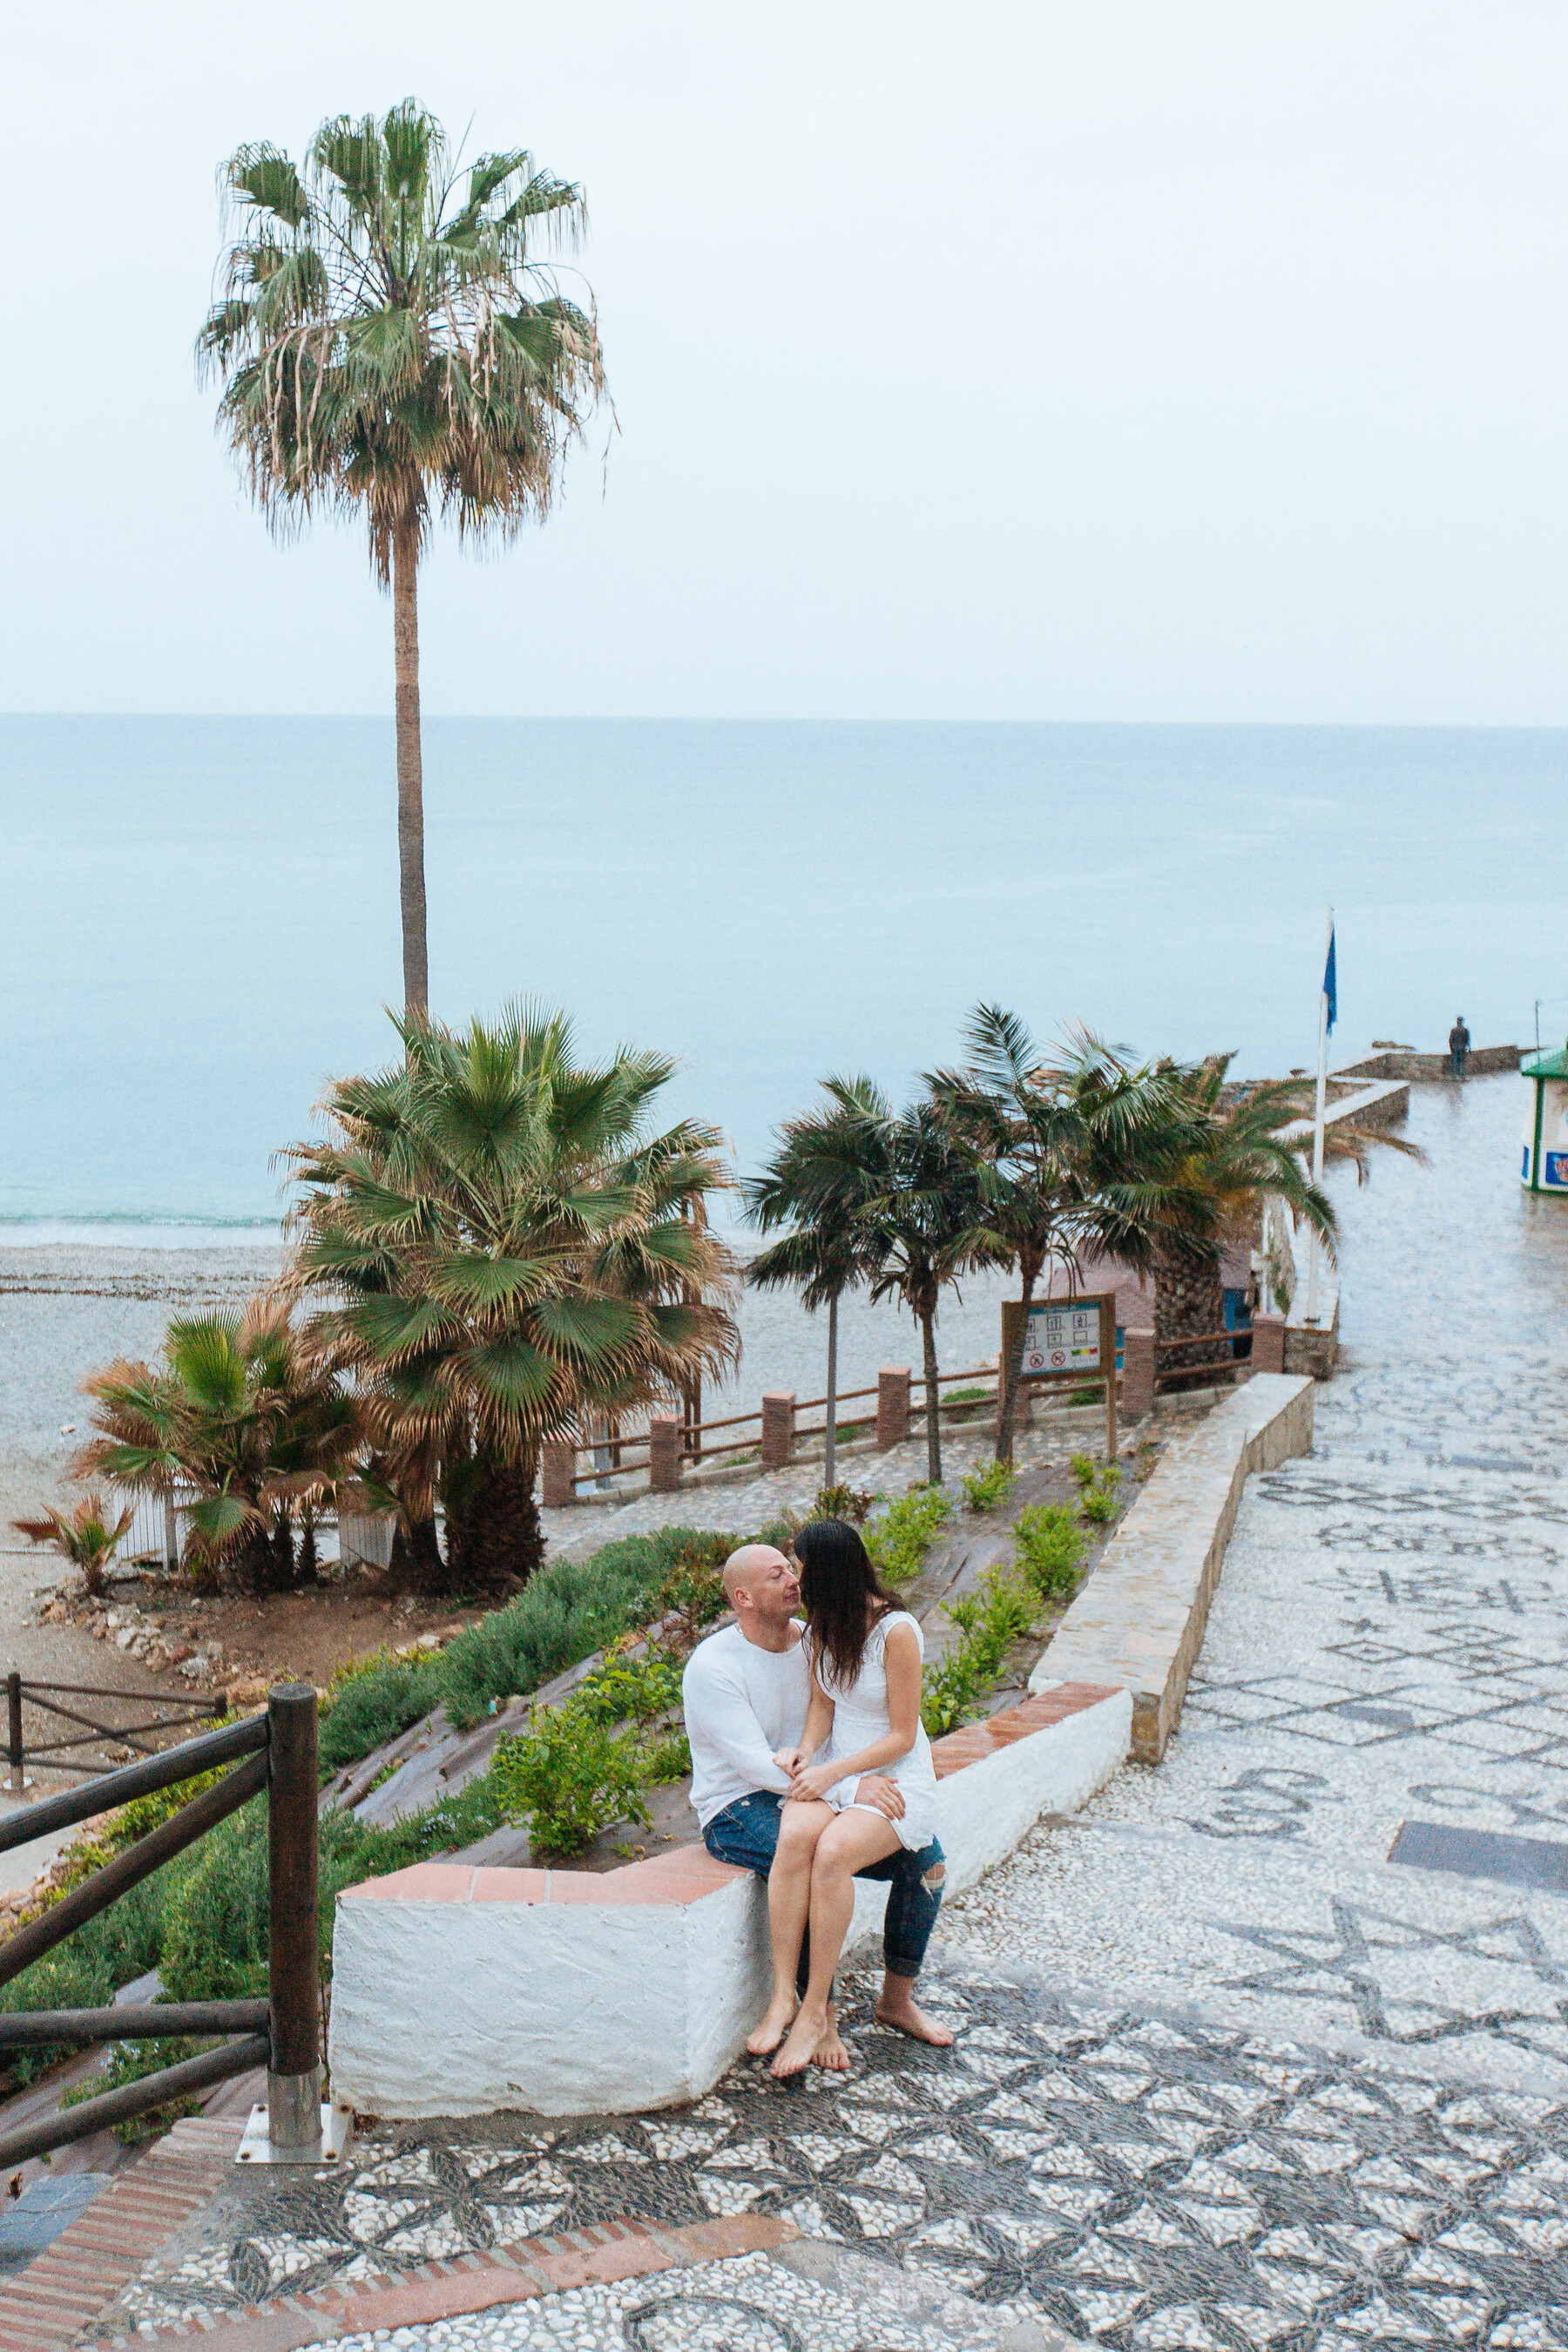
[328,1682,1130,2120]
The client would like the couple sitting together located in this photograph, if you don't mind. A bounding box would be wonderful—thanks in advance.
[681,1517,951,2079]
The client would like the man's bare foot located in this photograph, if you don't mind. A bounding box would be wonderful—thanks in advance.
[770,2004,828,2078]
[812,2017,851,2072]
[747,1991,798,2057]
[875,1991,955,2047]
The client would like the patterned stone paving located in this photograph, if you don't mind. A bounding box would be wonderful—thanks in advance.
[107,1972,1568,2346]
[87,1082,1568,2347]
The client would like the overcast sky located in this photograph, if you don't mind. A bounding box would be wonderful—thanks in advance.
[5,2,1565,723]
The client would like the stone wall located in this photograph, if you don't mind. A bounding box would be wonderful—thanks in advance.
[1028,1373,1315,1763]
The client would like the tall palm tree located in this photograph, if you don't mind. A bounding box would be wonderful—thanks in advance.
[75,1303,358,1588]
[744,1078,888,1487]
[281,1004,738,1587]
[199,102,606,1018]
[824,1088,998,1486]
[931,1010,1200,1464]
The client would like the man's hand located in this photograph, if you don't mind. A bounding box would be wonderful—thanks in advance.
[785,1761,840,1803]
[855,1774,905,1821]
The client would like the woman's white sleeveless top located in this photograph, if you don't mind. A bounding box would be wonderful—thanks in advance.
[814,1609,938,1851]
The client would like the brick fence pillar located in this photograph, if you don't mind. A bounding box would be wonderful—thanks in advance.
[1249,1314,1286,1375]
[876,1367,910,1450]
[648,1414,682,1492]
[541,1441,577,1509]
[760,1391,796,1470]
[1122,1327,1156,1421]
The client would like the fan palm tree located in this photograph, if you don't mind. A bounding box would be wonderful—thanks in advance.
[75,1304,359,1588]
[931,1009,1202,1464]
[744,1078,889,1487]
[280,1004,739,1588]
[1146,1058,1419,1373]
[199,102,606,1017]
[11,1496,135,1599]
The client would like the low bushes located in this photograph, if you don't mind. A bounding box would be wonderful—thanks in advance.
[864,1485,951,1587]
[315,1524,769,1777]
[962,1459,1017,1515]
[1013,1501,1087,1599]
[921,1565,1038,1738]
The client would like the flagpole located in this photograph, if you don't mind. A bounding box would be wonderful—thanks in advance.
[1304,902,1333,1325]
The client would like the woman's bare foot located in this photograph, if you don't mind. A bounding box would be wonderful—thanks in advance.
[812,2011,852,2072]
[770,2004,828,2078]
[747,1991,798,2057]
[875,1988,955,2046]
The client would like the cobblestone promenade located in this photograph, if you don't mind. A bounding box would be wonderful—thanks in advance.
[83,1083,1568,2351]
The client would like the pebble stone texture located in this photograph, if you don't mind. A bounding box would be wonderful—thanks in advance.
[96,1082,1568,2349]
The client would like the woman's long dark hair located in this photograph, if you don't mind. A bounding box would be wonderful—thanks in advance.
[793,1519,899,1690]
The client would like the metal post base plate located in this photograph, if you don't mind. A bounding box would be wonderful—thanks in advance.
[236,2101,354,2166]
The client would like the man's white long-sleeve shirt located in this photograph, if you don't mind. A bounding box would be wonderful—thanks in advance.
[682,1622,812,1829]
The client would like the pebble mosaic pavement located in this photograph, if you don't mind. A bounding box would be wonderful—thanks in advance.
[90,1084,1568,2349]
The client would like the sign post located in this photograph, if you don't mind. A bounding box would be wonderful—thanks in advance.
[1001,1291,1118,1461]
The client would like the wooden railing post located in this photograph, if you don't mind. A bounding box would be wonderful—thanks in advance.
[267,1682,321,2156]
[6,1672,25,1796]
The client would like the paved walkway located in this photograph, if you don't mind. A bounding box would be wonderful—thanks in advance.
[45,1080,1568,2349]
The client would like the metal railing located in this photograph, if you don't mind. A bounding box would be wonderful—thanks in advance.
[0,1684,321,2167]
[6,1671,222,1791]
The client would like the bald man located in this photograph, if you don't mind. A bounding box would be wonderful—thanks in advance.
[682,1543,951,2062]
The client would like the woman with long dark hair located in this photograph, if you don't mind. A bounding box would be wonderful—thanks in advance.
[749,1517,939,2078]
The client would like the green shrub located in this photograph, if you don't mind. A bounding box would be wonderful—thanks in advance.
[1014,1501,1088,1600]
[1070,1451,1097,1489]
[813,1484,878,1525]
[864,1486,952,1587]
[921,1566,1038,1738]
[962,1460,1017,1515]
[320,1654,443,1775]
[488,1713,651,1859]
[570,1652,684,1727]
[642,1727,693,1783]
[436,1526,714,1729]
[1079,1463,1123,1524]
[61,2036,204,2144]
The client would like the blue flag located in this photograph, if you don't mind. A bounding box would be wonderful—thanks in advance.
[1323,925,1337,1035]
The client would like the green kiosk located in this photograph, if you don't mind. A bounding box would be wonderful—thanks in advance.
[1521,1044,1568,1194]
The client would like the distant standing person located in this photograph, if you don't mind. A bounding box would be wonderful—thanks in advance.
[1449,1017,1471,1078]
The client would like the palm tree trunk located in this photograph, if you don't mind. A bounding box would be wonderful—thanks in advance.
[996,1261,1039,1469]
[920,1310,942,1485]
[392,519,429,1023]
[1153,1243,1229,1388]
[824,1291,839,1488]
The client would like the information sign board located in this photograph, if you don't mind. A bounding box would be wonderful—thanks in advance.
[1000,1289,1119,1462]
[1020,1299,1102,1378]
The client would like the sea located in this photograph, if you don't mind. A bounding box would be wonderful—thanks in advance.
[3,716,1565,1234]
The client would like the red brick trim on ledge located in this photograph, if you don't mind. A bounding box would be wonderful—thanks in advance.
[929,1680,1121,1778]
[77,2213,798,2352]
[0,2114,240,2352]
[342,1681,1124,1910]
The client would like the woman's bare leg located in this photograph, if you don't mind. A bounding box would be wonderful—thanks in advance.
[747,1799,833,2056]
[771,1810,901,2078]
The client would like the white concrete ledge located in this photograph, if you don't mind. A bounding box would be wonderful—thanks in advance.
[328,1682,1131,2120]
[1029,1372,1315,1764]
